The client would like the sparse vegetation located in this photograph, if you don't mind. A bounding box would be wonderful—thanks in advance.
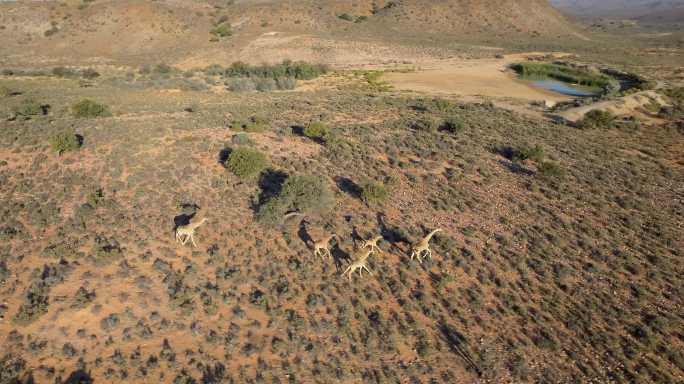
[231,116,269,132]
[12,99,45,119]
[0,3,682,383]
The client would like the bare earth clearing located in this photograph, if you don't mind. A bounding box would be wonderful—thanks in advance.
[382,55,572,102]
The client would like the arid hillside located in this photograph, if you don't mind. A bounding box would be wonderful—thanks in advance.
[0,0,580,67]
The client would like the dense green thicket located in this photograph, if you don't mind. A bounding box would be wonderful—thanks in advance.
[226,148,269,180]
[215,60,328,80]
[257,175,334,224]
[511,62,617,92]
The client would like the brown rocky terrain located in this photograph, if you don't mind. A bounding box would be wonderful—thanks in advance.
[0,1,683,384]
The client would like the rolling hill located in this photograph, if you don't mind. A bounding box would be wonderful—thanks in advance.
[0,0,579,66]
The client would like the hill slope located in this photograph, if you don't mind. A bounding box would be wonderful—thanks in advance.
[0,0,579,66]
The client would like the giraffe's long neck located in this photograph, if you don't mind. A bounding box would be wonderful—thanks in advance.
[425,229,442,242]
[359,249,372,262]
[189,219,206,230]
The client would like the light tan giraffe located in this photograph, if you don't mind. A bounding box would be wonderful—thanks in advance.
[175,217,208,248]
[342,248,373,281]
[362,235,383,254]
[410,229,442,263]
[313,234,336,259]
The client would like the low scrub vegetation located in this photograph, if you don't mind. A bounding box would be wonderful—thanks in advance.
[52,67,100,79]
[505,144,564,179]
[211,22,232,38]
[231,116,269,132]
[13,99,46,119]
[49,132,82,155]
[72,99,111,118]
[537,161,565,179]
[226,147,269,180]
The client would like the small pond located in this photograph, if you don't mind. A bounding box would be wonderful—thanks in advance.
[527,79,601,97]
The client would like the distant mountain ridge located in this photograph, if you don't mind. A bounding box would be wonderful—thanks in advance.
[550,0,684,22]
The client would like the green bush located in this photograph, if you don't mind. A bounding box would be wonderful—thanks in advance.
[226,147,269,179]
[303,122,329,140]
[577,109,615,129]
[211,23,232,38]
[303,122,337,144]
[13,99,44,118]
[513,145,545,164]
[537,161,564,179]
[231,116,269,133]
[361,181,389,205]
[338,13,355,22]
[49,132,82,155]
[257,175,334,224]
[72,99,111,118]
[442,115,464,134]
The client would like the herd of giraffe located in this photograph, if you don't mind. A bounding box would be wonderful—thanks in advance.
[174,216,442,282]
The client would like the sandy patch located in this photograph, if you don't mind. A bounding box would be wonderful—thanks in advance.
[556,90,669,123]
[382,55,572,102]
